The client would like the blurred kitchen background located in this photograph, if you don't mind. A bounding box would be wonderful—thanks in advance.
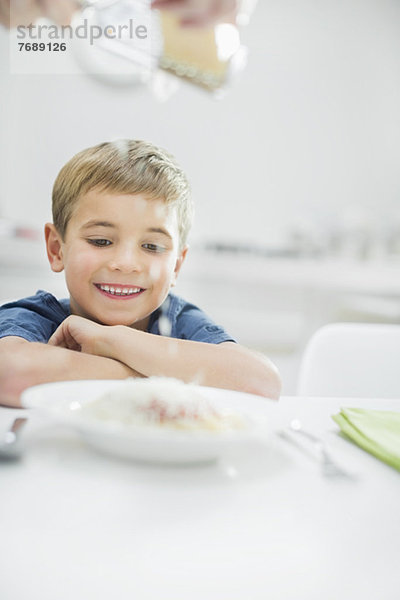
[0,0,399,393]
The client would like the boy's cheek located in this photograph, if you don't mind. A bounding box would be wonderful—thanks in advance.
[66,252,98,274]
[149,262,163,280]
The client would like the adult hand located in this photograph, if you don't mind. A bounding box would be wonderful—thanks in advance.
[1,0,239,29]
[48,314,110,356]
[151,0,238,27]
[0,0,78,28]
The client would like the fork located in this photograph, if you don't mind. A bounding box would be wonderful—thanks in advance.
[0,417,28,460]
[280,419,355,479]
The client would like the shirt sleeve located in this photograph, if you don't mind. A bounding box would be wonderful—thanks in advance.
[170,296,236,344]
[0,292,69,342]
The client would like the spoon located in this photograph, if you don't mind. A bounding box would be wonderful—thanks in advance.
[0,417,28,460]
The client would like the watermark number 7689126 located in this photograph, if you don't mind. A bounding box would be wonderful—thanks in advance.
[18,42,67,52]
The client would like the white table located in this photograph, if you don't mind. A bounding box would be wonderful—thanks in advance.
[1,395,400,600]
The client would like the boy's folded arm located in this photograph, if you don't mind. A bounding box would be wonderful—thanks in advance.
[99,327,281,400]
[0,336,143,408]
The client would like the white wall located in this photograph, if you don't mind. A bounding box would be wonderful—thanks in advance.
[1,0,399,246]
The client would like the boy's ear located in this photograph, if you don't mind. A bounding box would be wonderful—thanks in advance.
[171,246,189,287]
[44,223,65,273]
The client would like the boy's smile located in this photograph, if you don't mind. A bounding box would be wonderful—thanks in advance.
[45,190,187,329]
[94,284,144,298]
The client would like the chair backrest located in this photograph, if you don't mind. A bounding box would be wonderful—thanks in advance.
[297,322,400,398]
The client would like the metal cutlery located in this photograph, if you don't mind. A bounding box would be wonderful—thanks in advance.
[0,417,28,460]
[280,419,355,479]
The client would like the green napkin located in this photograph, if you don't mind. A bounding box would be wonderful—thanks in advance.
[332,408,400,471]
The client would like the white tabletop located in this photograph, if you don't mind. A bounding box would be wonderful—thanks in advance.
[1,394,400,600]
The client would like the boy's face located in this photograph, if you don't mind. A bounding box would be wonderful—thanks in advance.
[45,190,188,329]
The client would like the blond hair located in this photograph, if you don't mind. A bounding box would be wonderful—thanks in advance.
[52,140,193,248]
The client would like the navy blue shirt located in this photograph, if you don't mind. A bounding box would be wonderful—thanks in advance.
[0,290,235,345]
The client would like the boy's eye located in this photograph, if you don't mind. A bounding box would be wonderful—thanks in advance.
[142,243,165,253]
[87,238,112,247]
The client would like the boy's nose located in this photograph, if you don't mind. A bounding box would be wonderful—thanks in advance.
[108,246,142,273]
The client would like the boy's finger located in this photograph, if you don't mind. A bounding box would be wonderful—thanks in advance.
[48,323,70,347]
[48,331,60,345]
[65,328,81,352]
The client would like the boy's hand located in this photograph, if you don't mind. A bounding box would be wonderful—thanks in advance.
[48,315,110,356]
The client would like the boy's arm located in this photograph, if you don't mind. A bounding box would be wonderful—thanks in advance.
[107,330,281,399]
[49,316,281,399]
[0,336,143,408]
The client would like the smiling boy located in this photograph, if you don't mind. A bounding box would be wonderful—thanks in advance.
[0,140,281,406]
[46,189,186,330]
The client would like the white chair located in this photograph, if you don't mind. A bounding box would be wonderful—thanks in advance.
[297,322,400,398]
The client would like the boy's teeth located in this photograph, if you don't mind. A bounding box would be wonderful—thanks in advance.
[99,284,141,296]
